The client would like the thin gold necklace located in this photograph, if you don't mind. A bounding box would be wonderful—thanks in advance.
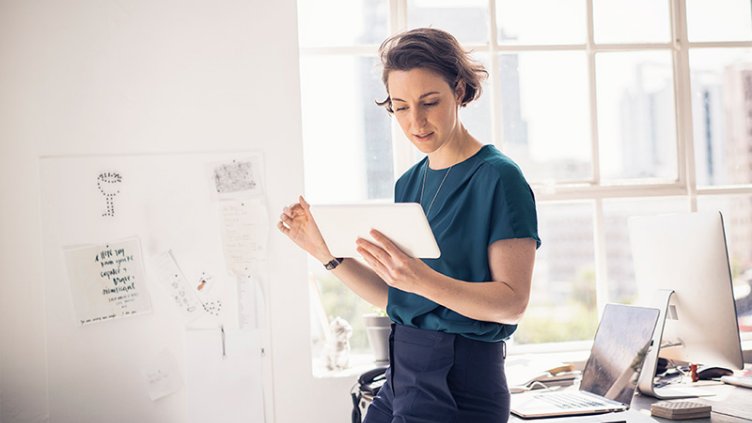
[419,161,453,219]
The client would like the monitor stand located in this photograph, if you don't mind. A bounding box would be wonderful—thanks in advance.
[638,289,714,399]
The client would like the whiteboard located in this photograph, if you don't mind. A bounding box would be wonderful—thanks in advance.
[39,152,270,423]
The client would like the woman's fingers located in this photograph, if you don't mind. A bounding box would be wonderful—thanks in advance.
[283,204,300,219]
[280,201,307,229]
[357,238,389,261]
[277,220,290,234]
[357,246,390,285]
[299,195,310,210]
[299,196,315,220]
[357,237,396,280]
[369,229,405,259]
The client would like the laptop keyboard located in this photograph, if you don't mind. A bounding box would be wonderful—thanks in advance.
[534,392,607,409]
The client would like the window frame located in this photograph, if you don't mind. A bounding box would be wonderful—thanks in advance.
[299,0,752,355]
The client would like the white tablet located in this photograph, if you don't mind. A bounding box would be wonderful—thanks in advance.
[309,203,441,259]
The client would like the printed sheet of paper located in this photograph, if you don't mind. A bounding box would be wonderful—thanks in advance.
[150,250,203,323]
[142,349,183,401]
[186,329,265,423]
[63,237,152,325]
[219,199,270,271]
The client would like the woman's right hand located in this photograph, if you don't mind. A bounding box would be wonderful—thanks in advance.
[277,196,334,264]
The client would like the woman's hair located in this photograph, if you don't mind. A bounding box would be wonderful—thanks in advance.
[376,28,488,113]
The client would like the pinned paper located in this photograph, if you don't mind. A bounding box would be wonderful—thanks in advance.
[142,349,183,401]
[218,199,270,272]
[63,237,152,325]
[192,269,225,322]
[186,329,265,423]
[151,250,235,329]
[235,267,267,330]
[208,156,265,200]
[150,251,203,322]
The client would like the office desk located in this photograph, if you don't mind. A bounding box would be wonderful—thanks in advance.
[510,384,752,423]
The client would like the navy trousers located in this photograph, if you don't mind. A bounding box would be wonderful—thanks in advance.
[363,324,510,423]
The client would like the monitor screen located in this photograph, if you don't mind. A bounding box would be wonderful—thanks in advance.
[629,211,744,370]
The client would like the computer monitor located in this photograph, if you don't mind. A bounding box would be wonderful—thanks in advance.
[629,211,744,399]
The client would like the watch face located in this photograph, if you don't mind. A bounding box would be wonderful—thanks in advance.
[325,258,342,270]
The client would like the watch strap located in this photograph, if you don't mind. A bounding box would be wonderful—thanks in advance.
[324,257,344,270]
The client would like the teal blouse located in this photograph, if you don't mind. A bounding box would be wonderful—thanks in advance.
[387,144,541,342]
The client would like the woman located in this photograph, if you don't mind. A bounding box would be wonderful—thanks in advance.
[278,28,540,423]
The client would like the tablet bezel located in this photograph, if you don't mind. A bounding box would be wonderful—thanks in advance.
[310,203,441,259]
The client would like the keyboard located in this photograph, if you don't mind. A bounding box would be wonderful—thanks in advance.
[534,391,608,409]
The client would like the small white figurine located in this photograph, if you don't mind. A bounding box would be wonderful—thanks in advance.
[325,316,353,371]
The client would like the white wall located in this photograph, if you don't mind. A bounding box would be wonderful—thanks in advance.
[0,1,355,422]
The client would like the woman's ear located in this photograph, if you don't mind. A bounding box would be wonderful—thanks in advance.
[454,80,466,105]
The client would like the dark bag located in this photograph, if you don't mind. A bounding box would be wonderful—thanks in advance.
[351,367,388,423]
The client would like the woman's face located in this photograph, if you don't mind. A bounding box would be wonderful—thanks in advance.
[387,68,463,157]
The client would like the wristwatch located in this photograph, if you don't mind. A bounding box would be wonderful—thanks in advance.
[324,257,344,270]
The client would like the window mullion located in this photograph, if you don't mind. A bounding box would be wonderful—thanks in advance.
[392,0,408,34]
[594,199,610,316]
[389,0,412,178]
[534,181,691,202]
[586,0,600,186]
[489,0,504,151]
[697,185,752,196]
[493,43,675,52]
[671,0,698,211]
[488,0,498,50]
[688,40,752,49]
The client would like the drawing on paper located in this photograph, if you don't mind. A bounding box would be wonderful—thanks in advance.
[196,274,211,291]
[97,171,122,217]
[213,160,256,194]
[172,275,197,313]
[193,272,222,316]
[201,299,222,317]
[151,250,203,321]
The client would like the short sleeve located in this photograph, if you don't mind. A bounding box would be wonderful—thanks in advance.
[487,165,541,249]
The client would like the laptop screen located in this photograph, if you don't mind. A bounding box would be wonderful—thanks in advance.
[579,304,659,405]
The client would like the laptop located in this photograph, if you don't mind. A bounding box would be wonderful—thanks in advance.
[511,304,660,419]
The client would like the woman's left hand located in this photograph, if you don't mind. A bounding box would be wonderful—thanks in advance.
[356,229,432,294]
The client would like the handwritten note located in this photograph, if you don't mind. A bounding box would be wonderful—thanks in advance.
[142,349,183,401]
[219,199,269,273]
[63,238,152,325]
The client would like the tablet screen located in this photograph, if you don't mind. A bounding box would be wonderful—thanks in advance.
[310,203,441,259]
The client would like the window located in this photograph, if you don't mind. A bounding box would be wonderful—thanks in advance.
[297,0,752,363]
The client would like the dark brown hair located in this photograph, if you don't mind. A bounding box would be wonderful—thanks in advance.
[376,28,488,113]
